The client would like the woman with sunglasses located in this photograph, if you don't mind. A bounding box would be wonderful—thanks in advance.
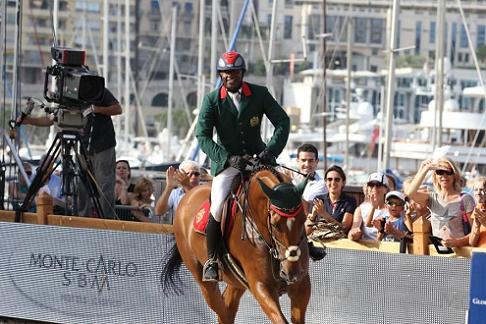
[306,165,356,235]
[405,157,475,247]
[155,160,202,224]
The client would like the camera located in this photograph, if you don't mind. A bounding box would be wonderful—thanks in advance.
[43,47,105,110]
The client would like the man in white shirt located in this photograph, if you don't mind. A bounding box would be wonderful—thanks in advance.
[291,143,327,208]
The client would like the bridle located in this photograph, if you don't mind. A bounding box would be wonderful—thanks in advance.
[266,201,307,263]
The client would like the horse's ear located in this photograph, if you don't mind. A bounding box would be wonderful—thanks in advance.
[257,177,278,200]
[295,176,310,197]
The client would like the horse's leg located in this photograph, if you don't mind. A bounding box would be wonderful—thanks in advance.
[248,281,288,324]
[180,250,232,324]
[287,275,311,324]
[222,285,246,323]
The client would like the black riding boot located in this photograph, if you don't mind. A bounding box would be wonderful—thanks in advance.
[308,241,327,261]
[202,214,222,282]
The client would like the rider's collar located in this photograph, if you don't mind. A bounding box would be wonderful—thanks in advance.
[220,82,252,99]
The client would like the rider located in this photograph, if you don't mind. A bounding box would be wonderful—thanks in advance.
[196,51,290,282]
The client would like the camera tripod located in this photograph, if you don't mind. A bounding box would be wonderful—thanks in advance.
[16,130,105,219]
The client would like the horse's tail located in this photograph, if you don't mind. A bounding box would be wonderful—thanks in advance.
[160,242,184,296]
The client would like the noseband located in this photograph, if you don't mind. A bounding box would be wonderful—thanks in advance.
[266,202,306,263]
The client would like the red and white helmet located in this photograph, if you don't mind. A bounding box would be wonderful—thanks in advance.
[217,51,246,72]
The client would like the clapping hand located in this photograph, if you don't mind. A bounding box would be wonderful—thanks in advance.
[165,166,178,188]
[175,169,190,188]
[313,198,326,217]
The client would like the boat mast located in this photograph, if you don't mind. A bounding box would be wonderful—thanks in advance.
[103,0,109,85]
[167,5,178,160]
[123,0,130,150]
[196,0,206,110]
[210,0,218,87]
[382,0,400,170]
[433,0,446,149]
[344,15,352,170]
[10,0,21,131]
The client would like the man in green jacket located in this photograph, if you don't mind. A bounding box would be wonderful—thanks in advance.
[196,51,290,281]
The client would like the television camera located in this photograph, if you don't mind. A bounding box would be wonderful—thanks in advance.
[43,46,105,128]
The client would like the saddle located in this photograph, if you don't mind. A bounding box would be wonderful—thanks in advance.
[193,175,245,236]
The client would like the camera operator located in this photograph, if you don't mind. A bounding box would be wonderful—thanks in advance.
[18,87,122,218]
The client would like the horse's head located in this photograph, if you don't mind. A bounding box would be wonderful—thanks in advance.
[252,171,309,285]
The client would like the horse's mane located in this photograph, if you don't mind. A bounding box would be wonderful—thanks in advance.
[249,165,286,183]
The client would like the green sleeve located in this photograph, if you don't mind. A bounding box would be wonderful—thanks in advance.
[195,95,230,167]
[262,88,290,156]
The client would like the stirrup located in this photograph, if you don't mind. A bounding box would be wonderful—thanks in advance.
[202,259,220,282]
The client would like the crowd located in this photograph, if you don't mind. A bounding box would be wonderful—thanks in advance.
[11,50,486,270]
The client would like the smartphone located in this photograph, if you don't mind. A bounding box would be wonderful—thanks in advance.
[429,235,454,254]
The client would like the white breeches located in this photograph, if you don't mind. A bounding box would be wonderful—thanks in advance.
[210,167,240,221]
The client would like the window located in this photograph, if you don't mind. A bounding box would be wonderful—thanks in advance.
[477,25,486,46]
[460,24,468,48]
[284,16,293,39]
[370,18,384,45]
[430,21,436,44]
[451,22,457,64]
[184,2,193,14]
[415,21,422,54]
[354,18,367,44]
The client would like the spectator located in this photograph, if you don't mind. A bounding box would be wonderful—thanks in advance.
[130,177,155,222]
[374,191,412,242]
[348,172,389,241]
[469,177,486,247]
[306,165,356,234]
[18,87,122,218]
[404,157,474,247]
[402,177,430,222]
[116,159,135,192]
[290,143,327,210]
[155,160,202,224]
[115,176,130,205]
[9,162,35,211]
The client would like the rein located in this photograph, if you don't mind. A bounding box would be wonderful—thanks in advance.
[230,165,306,282]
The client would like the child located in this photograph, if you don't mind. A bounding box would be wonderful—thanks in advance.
[374,191,412,242]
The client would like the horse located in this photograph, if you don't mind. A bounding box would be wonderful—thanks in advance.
[161,166,311,324]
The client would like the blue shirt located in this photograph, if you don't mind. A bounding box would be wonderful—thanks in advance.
[316,192,357,223]
[167,187,186,224]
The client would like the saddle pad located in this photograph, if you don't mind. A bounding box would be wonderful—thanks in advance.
[193,200,211,234]
[193,200,236,236]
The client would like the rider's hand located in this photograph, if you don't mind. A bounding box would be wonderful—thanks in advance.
[228,155,247,171]
[258,149,277,166]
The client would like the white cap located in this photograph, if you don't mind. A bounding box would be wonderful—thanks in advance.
[385,190,407,203]
[367,172,387,186]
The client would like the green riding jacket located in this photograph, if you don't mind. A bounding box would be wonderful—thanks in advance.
[196,82,290,176]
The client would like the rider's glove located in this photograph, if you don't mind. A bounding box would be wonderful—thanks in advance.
[228,155,247,171]
[258,149,277,166]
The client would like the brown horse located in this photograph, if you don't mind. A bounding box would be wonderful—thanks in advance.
[162,167,311,323]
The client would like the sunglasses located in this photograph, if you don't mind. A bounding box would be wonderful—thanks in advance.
[188,172,201,177]
[435,169,454,176]
[368,182,385,188]
[326,177,342,183]
[386,201,404,207]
